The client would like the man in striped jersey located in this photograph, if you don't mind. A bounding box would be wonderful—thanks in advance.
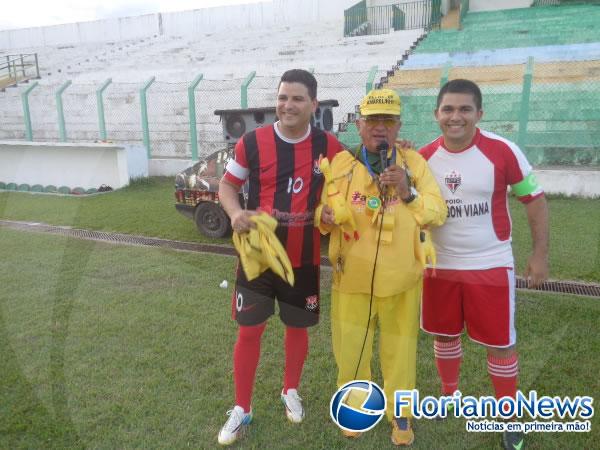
[216,69,342,445]
[419,79,549,450]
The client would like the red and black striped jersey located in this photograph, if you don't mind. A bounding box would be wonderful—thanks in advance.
[224,124,342,267]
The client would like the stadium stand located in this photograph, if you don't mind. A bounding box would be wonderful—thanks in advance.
[0,20,423,159]
[415,3,600,53]
[337,3,600,169]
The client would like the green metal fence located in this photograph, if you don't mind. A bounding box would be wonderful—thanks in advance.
[459,0,470,27]
[366,0,441,35]
[1,68,386,160]
[3,60,598,167]
[344,0,441,36]
[362,58,600,167]
[532,0,562,5]
[344,0,367,36]
[533,0,600,5]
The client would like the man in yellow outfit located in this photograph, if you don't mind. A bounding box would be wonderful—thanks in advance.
[317,89,447,445]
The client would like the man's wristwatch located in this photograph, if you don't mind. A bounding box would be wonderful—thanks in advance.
[402,187,418,204]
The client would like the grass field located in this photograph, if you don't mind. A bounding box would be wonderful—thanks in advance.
[1,227,599,449]
[1,178,599,449]
[1,177,599,282]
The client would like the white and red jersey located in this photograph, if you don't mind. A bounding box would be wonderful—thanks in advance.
[419,128,544,270]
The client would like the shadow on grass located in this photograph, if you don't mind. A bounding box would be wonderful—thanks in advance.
[0,305,81,448]
[1,190,81,447]
[0,190,97,448]
[47,238,98,449]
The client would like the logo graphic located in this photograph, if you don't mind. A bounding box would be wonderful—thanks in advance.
[313,159,322,175]
[305,295,318,311]
[351,191,367,205]
[330,380,386,432]
[235,292,244,312]
[445,170,462,194]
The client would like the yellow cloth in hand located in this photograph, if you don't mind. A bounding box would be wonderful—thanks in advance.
[232,213,295,286]
[415,229,437,269]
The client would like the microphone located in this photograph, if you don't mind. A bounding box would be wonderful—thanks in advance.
[376,141,389,197]
[377,141,389,172]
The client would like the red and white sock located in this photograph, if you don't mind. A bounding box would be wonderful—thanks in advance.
[488,353,519,409]
[233,323,266,413]
[283,326,308,394]
[434,337,462,395]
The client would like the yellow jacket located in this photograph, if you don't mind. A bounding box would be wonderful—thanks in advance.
[321,148,447,297]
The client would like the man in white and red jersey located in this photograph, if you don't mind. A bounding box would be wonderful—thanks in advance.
[216,69,342,445]
[419,79,549,450]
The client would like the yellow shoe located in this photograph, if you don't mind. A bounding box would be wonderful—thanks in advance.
[341,429,362,439]
[391,417,414,446]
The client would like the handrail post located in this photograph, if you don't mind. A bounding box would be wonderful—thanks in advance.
[241,71,256,109]
[440,61,452,87]
[518,57,534,151]
[56,80,72,142]
[10,57,16,82]
[96,78,112,141]
[188,73,204,162]
[20,54,26,77]
[34,53,40,79]
[366,65,378,93]
[21,82,39,141]
[140,77,156,159]
[5,56,11,81]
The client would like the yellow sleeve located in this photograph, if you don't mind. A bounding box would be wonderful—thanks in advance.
[314,204,334,235]
[404,151,447,227]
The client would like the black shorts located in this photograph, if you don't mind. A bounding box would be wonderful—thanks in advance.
[232,264,320,327]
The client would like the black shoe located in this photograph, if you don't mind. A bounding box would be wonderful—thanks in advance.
[502,430,524,450]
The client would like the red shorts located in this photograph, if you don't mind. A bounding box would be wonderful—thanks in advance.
[421,267,516,348]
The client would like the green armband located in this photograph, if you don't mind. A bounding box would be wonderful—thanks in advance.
[511,173,540,197]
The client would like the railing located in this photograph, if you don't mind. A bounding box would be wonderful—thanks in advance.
[382,58,600,167]
[3,69,380,159]
[532,0,561,5]
[0,54,40,89]
[366,0,442,35]
[344,0,367,36]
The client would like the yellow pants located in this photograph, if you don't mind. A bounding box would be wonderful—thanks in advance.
[331,284,421,420]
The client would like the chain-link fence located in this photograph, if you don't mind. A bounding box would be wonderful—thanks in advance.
[0,69,385,159]
[1,61,598,166]
[370,58,600,167]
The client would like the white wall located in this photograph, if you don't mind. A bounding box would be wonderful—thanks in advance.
[147,162,600,198]
[468,0,533,12]
[0,141,147,189]
[0,0,357,50]
[0,14,158,49]
[535,169,600,198]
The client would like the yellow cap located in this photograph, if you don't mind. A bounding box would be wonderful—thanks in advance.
[359,89,402,116]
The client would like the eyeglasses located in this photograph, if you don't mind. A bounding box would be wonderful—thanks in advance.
[361,117,400,128]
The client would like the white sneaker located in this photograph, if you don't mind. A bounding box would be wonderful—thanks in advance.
[217,405,252,445]
[281,389,305,423]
